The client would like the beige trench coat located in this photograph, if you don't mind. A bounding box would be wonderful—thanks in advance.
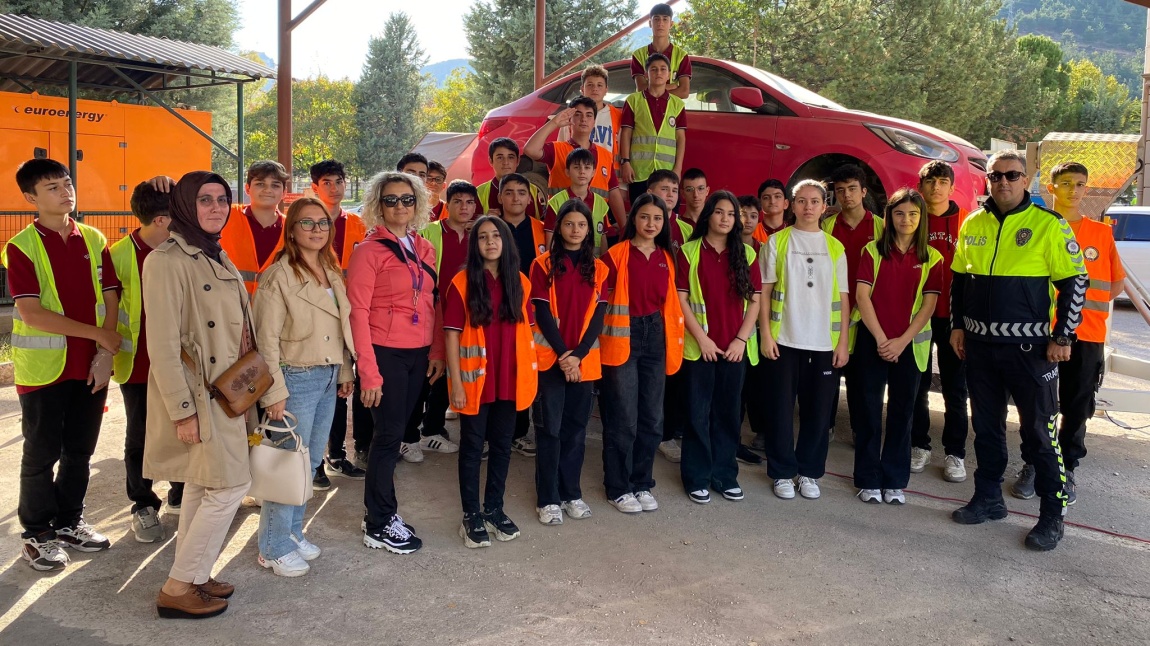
[142,232,256,489]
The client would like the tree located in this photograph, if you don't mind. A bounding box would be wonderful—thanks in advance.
[0,0,237,47]
[244,76,360,177]
[464,0,639,111]
[1059,60,1140,134]
[355,12,427,177]
[420,69,487,133]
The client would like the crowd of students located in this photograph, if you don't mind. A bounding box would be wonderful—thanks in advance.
[3,1,1122,621]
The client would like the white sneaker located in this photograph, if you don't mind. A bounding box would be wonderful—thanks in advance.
[857,488,881,504]
[943,455,967,482]
[773,478,796,499]
[883,489,906,505]
[258,550,309,577]
[635,490,659,511]
[610,493,643,513]
[658,439,682,463]
[561,499,592,519]
[241,495,262,507]
[910,448,931,473]
[797,476,821,499]
[399,442,425,463]
[290,534,321,561]
[445,409,459,420]
[537,504,563,525]
[418,434,459,454]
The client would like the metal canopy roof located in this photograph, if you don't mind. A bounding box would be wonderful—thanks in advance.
[0,13,275,94]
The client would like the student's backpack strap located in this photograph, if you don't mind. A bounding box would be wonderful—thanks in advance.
[376,238,440,303]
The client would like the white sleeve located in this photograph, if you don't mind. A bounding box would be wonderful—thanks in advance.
[760,237,779,284]
[834,251,849,294]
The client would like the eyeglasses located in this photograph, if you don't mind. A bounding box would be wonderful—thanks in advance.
[296,218,333,231]
[380,194,417,208]
[426,176,446,185]
[987,170,1025,183]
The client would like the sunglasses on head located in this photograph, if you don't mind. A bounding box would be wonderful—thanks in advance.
[987,170,1025,183]
[380,194,417,207]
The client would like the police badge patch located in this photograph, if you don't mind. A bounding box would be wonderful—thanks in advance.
[1067,240,1081,255]
[668,116,676,128]
[1084,246,1099,261]
[1015,228,1033,246]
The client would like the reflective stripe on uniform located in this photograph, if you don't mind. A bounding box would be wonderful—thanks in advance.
[1089,279,1112,291]
[460,368,485,383]
[238,270,259,282]
[459,345,486,359]
[11,333,66,349]
[606,304,629,316]
[1083,300,1109,312]
[602,325,630,338]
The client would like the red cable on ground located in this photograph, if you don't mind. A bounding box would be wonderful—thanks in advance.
[823,470,1150,546]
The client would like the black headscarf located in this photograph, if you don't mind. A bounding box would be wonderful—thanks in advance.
[168,171,233,261]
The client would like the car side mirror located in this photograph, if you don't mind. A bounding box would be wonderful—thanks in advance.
[730,87,764,110]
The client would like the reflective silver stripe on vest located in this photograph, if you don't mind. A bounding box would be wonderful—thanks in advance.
[459,345,486,359]
[12,308,22,321]
[831,301,842,312]
[460,368,485,383]
[912,330,931,344]
[238,270,259,282]
[533,331,552,349]
[770,311,782,322]
[603,325,631,338]
[629,135,677,148]
[118,310,130,327]
[96,303,106,318]
[607,304,630,317]
[963,317,1050,337]
[11,333,66,350]
[1083,300,1110,312]
[633,151,677,164]
[120,338,134,353]
[590,337,601,349]
[688,302,705,315]
[771,290,784,302]
[1089,279,1112,291]
[831,322,841,332]
[591,187,610,199]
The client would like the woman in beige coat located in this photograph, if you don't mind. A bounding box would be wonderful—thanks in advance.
[143,171,254,620]
[253,197,354,578]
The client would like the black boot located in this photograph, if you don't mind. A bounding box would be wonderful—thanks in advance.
[1025,515,1065,551]
[952,495,1008,525]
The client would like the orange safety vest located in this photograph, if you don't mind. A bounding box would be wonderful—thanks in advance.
[431,201,446,221]
[547,141,615,197]
[222,204,285,295]
[447,270,539,415]
[513,217,547,258]
[336,210,367,270]
[531,251,609,381]
[599,242,685,374]
[1065,218,1119,343]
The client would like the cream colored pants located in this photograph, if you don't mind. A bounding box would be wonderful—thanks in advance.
[169,481,250,585]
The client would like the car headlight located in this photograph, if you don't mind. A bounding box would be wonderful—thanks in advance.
[866,124,960,163]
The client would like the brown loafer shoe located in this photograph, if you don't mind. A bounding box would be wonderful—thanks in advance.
[157,587,228,619]
[197,578,234,599]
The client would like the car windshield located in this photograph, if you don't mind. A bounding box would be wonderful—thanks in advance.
[728,62,844,110]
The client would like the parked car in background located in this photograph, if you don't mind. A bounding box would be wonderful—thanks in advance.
[473,57,988,212]
[1105,205,1150,305]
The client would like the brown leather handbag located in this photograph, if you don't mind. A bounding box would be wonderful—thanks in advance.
[181,349,273,418]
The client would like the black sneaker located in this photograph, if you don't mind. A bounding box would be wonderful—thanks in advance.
[460,513,491,548]
[55,521,111,552]
[482,508,521,541]
[1025,515,1065,551]
[363,515,422,554]
[313,466,331,491]
[736,445,763,465]
[1010,464,1036,499]
[362,514,416,534]
[324,456,366,480]
[1065,471,1077,506]
[951,497,1009,525]
[22,534,69,571]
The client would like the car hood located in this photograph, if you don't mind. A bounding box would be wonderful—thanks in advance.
[808,105,982,155]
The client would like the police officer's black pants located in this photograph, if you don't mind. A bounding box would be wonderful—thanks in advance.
[1021,339,1104,473]
[966,338,1066,516]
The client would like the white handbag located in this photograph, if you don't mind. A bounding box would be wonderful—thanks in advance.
[248,411,313,506]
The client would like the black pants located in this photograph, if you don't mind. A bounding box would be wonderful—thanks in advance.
[601,313,666,499]
[852,328,921,490]
[121,382,163,513]
[911,316,969,457]
[741,355,769,440]
[403,376,449,443]
[681,357,746,493]
[19,380,108,537]
[329,373,374,460]
[364,346,429,532]
[535,366,593,506]
[1021,339,1104,472]
[458,400,517,514]
[966,338,1066,516]
[662,370,687,441]
[765,345,838,480]
[627,181,649,207]
[829,339,865,436]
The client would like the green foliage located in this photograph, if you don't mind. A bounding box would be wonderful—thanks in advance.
[421,69,487,133]
[0,0,238,47]
[464,0,639,110]
[1059,60,1141,134]
[243,76,360,178]
[1005,0,1146,55]
[354,12,428,177]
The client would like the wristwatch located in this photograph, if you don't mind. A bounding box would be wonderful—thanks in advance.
[1052,335,1073,347]
[620,158,630,164]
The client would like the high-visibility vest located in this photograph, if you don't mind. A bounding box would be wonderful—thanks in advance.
[110,234,142,383]
[858,242,943,371]
[679,239,760,366]
[632,44,689,83]
[530,251,609,381]
[547,141,615,197]
[1,223,107,387]
[476,179,545,221]
[336,210,367,271]
[1060,218,1118,343]
[767,227,847,350]
[599,241,684,374]
[548,191,611,249]
[418,220,457,276]
[222,204,285,295]
[447,271,538,415]
[625,91,684,182]
[675,216,695,243]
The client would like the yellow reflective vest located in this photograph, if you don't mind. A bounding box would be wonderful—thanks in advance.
[680,239,759,365]
[858,242,943,371]
[110,234,142,383]
[766,227,847,350]
[625,91,684,182]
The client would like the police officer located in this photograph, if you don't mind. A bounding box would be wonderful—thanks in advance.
[949,150,1087,551]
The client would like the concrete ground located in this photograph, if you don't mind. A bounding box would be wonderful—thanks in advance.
[1,309,1148,645]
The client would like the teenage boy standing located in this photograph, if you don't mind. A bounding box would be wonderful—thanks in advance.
[5,159,122,570]
[631,3,692,100]
[755,179,790,241]
[679,168,709,234]
[558,65,622,158]
[475,138,547,221]
[311,159,366,271]
[910,161,970,482]
[619,53,687,204]
[543,148,613,253]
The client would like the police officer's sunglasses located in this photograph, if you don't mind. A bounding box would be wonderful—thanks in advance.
[987,170,1025,183]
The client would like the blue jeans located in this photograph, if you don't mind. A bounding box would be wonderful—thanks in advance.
[258,364,339,560]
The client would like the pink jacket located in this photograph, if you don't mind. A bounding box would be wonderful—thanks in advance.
[347,225,444,390]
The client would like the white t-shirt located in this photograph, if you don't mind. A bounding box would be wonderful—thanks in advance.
[558,106,616,155]
[759,229,848,352]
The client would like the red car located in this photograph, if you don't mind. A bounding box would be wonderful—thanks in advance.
[472,57,987,211]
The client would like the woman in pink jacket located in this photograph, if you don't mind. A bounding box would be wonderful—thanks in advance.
[347,170,444,555]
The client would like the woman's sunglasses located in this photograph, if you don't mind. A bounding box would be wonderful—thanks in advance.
[381,194,417,208]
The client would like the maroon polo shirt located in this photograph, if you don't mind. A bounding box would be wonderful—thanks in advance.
[543,190,597,232]
[759,219,787,237]
[244,206,284,267]
[675,239,762,350]
[621,90,689,135]
[604,245,672,317]
[6,220,122,394]
[856,245,942,340]
[829,211,879,312]
[530,253,600,351]
[483,180,544,220]
[629,43,693,80]
[331,209,348,261]
[669,213,693,251]
[443,271,522,404]
[126,230,153,384]
[436,221,469,289]
[926,202,964,319]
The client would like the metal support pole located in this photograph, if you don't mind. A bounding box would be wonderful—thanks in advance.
[108,67,237,159]
[1140,9,1150,206]
[278,0,293,181]
[534,0,546,90]
[237,82,246,206]
[68,60,78,215]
